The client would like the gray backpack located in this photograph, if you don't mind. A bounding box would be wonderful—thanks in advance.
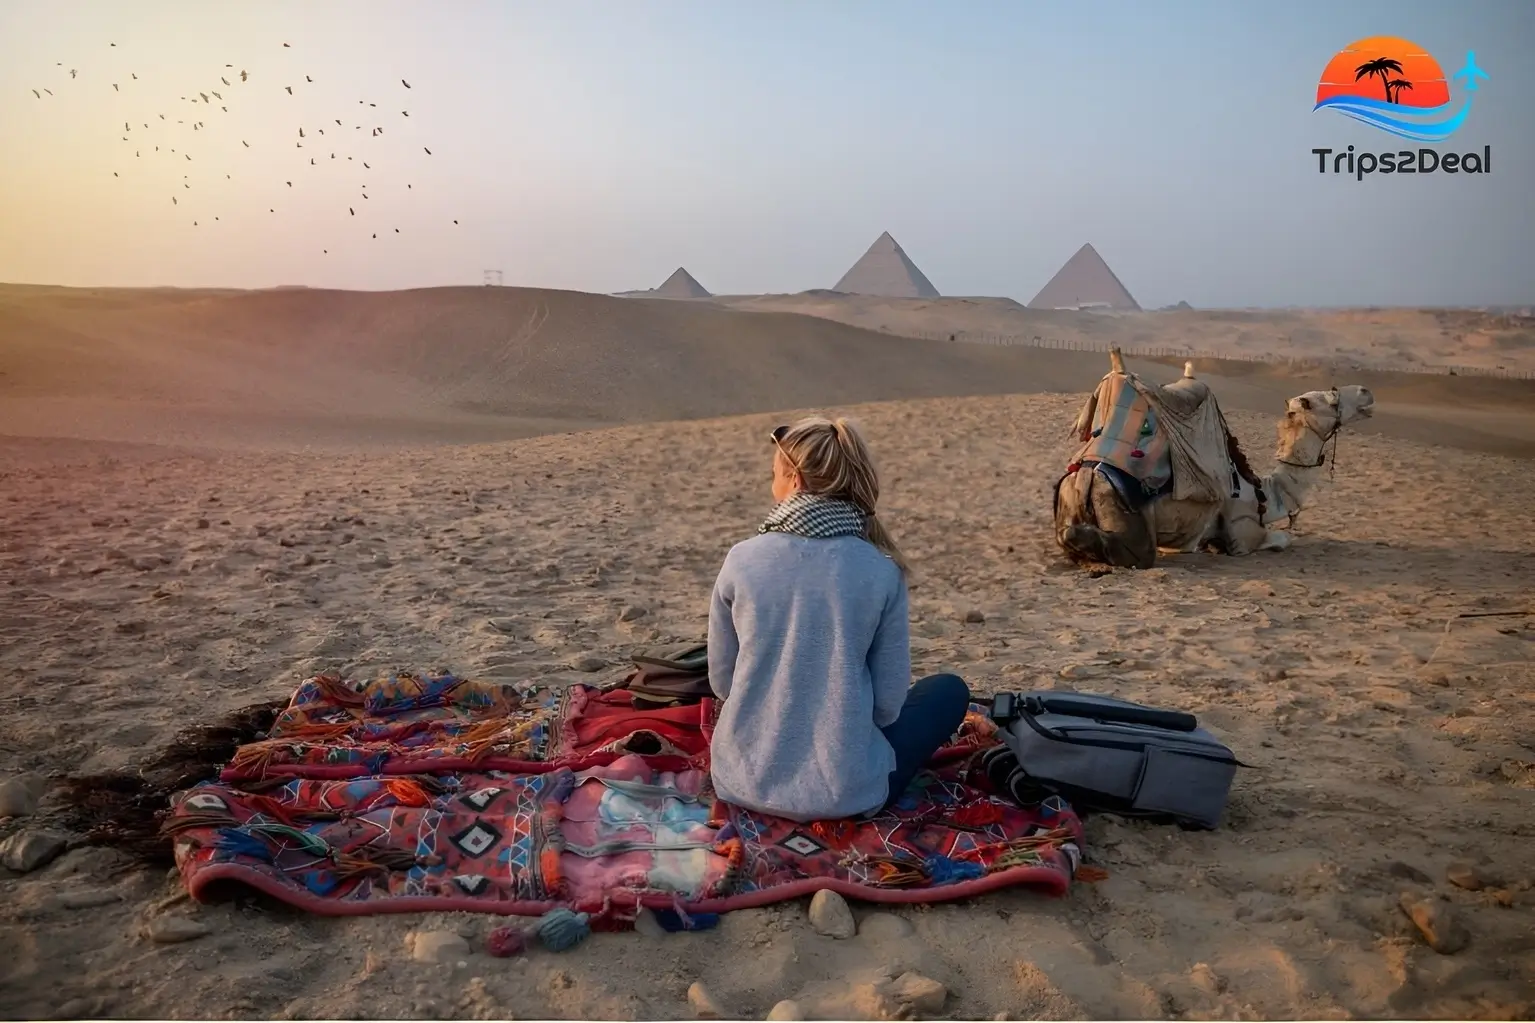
[983,691,1243,830]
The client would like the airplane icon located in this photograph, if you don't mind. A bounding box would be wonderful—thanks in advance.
[1452,51,1489,92]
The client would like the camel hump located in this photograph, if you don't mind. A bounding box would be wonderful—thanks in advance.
[1109,347,1126,374]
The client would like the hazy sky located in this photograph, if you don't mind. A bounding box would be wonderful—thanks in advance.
[1,1,1531,306]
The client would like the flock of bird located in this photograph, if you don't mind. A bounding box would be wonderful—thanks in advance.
[30,41,460,252]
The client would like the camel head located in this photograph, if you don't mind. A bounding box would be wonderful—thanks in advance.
[1278,385,1374,461]
[1300,384,1374,423]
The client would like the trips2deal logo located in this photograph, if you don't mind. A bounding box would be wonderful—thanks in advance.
[1312,36,1491,180]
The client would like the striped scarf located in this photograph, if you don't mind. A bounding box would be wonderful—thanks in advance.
[759,492,868,541]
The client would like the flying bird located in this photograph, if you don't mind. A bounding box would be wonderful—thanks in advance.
[240,70,248,81]
[131,73,137,79]
[159,114,165,119]
[306,75,312,83]
[113,172,118,177]
[44,88,53,95]
[402,79,411,88]
[285,85,293,95]
[283,42,290,47]
[212,90,222,99]
[394,228,399,233]
[125,121,129,130]
[172,196,177,204]
[298,127,304,137]
[70,69,77,78]
[424,147,431,155]
[286,181,291,187]
[453,220,458,224]
[349,207,354,215]
[310,158,315,165]
[31,89,40,99]
[112,83,119,91]
[221,77,229,86]
[402,110,409,117]
[242,140,249,147]
[334,119,341,125]
[199,92,208,102]
[363,162,370,169]
[110,42,116,46]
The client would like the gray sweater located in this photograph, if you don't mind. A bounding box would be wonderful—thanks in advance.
[707,531,911,821]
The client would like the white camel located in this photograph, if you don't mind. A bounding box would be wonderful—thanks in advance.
[1054,350,1375,568]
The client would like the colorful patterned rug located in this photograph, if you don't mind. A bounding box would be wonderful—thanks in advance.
[167,671,1085,917]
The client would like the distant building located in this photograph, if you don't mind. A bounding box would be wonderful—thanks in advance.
[652,267,711,299]
[832,232,940,298]
[1028,244,1140,311]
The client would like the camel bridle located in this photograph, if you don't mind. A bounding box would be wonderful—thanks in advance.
[1276,390,1344,477]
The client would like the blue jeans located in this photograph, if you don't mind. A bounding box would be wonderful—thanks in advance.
[879,673,972,810]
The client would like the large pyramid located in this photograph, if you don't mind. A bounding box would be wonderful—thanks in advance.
[1028,244,1140,311]
[832,232,940,298]
[653,267,711,298]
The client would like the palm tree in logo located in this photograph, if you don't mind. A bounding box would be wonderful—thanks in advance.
[1354,56,1404,101]
[1385,78,1414,103]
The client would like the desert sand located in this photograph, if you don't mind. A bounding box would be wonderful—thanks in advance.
[1,284,1533,1020]
[716,293,1535,378]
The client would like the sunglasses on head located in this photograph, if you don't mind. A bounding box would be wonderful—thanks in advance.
[770,425,802,473]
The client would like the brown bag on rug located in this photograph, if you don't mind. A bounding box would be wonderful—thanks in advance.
[607,641,712,706]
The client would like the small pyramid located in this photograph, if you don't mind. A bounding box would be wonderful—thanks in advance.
[1028,244,1140,311]
[653,267,711,298]
[832,232,939,298]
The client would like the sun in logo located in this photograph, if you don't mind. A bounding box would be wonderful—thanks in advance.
[1314,37,1487,142]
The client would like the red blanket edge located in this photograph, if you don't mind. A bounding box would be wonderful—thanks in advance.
[185,860,1070,917]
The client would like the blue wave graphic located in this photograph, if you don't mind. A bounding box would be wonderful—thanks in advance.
[1313,94,1473,143]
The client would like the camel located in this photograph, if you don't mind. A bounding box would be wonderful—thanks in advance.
[1053,349,1375,569]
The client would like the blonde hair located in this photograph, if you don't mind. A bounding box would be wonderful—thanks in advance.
[777,415,908,574]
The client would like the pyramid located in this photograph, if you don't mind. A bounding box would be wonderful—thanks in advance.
[1028,244,1140,311]
[653,267,711,298]
[832,232,940,298]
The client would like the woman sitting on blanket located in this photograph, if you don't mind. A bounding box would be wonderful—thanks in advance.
[707,415,971,821]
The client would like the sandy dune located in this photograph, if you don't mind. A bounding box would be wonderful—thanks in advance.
[3,284,1532,456]
[1,285,1533,1019]
[716,292,1535,377]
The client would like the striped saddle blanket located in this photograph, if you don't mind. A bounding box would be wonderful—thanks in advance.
[1070,371,1172,493]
